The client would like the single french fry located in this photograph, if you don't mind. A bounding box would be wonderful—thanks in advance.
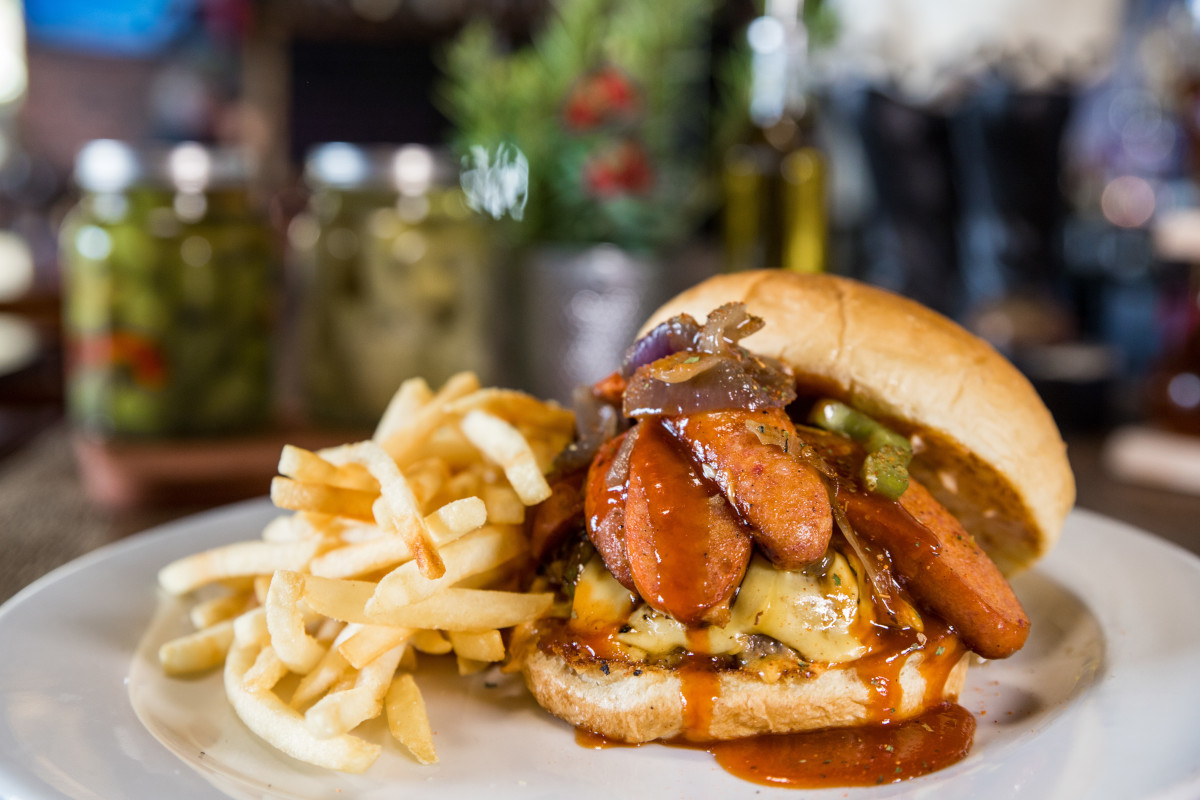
[373,376,434,443]
[159,539,322,595]
[482,484,525,524]
[411,629,452,655]
[459,410,552,505]
[158,619,235,675]
[305,643,406,739]
[385,673,438,764]
[265,571,326,673]
[456,654,489,675]
[338,625,414,670]
[308,497,487,579]
[233,607,269,648]
[242,644,289,693]
[448,629,506,662]
[368,588,554,631]
[279,445,379,492]
[298,573,553,631]
[225,638,380,772]
[368,526,526,611]
[270,477,377,522]
[189,592,252,630]
[290,645,352,711]
[340,442,445,580]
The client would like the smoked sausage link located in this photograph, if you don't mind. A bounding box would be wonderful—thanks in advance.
[584,434,637,591]
[624,421,752,625]
[841,479,1030,660]
[664,409,833,569]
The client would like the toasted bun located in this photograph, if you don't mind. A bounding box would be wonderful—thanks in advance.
[639,271,1074,573]
[522,646,969,742]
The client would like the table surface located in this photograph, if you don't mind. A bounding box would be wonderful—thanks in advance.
[1,424,1198,606]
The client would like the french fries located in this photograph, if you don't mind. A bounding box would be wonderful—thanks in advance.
[154,372,574,773]
[385,673,437,764]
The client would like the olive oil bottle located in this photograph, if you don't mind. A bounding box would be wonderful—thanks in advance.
[723,4,827,274]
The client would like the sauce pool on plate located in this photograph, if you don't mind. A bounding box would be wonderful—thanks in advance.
[575,703,976,788]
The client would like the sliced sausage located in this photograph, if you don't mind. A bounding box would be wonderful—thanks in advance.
[584,433,636,591]
[529,473,585,561]
[787,424,1031,659]
[623,421,752,625]
[663,408,833,568]
[840,480,1030,659]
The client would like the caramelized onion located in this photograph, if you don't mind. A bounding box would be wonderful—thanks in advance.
[620,304,796,418]
[744,418,791,452]
[554,386,622,474]
[830,497,902,625]
[623,356,796,418]
[696,302,765,354]
[605,422,641,490]
[621,315,701,376]
[645,351,724,384]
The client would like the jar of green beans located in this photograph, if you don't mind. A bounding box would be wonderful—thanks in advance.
[291,143,494,428]
[61,140,275,437]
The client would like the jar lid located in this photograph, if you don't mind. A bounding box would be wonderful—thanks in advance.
[304,143,455,196]
[74,140,254,192]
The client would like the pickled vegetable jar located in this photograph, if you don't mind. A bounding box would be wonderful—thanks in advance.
[61,140,275,436]
[293,143,494,427]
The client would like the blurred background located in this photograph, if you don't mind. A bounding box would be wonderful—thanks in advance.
[2,0,1200,600]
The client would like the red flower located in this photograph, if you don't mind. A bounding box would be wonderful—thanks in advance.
[583,140,654,198]
[562,66,641,132]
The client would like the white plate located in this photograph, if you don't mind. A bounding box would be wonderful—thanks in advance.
[1,501,1198,800]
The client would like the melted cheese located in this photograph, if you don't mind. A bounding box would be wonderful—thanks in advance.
[571,558,637,627]
[571,551,870,664]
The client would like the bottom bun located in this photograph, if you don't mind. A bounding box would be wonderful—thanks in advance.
[520,645,970,743]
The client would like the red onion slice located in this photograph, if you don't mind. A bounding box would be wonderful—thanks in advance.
[553,385,622,474]
[605,423,641,490]
[621,315,701,376]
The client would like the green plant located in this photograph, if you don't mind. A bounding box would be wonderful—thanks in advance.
[440,0,716,253]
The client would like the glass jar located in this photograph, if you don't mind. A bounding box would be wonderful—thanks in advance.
[292,143,494,428]
[61,140,275,437]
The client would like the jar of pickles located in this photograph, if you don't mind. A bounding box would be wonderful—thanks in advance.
[292,143,494,428]
[61,140,275,437]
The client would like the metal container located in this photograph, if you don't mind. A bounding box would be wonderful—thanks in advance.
[521,244,663,404]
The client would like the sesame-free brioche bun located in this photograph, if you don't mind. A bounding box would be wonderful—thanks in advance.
[521,644,969,743]
[639,270,1074,573]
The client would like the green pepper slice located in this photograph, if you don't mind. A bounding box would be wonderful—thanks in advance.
[808,399,912,500]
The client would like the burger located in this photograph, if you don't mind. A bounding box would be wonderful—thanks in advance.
[513,272,1074,763]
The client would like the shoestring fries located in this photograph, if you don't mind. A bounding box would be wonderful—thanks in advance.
[154,372,572,772]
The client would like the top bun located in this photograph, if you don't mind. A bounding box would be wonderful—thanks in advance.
[640,271,1074,573]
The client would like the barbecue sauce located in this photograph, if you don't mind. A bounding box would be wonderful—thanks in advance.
[707,703,975,788]
[574,702,975,789]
